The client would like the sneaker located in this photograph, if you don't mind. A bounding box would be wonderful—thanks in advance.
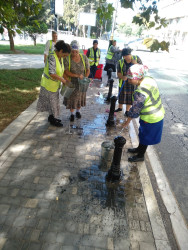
[76,112,81,119]
[48,115,61,122]
[127,148,138,153]
[128,155,144,162]
[70,114,74,122]
[114,108,122,112]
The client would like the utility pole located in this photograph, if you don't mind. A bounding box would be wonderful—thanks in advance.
[110,0,118,43]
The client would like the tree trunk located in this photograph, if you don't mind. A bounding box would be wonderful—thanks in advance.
[82,25,85,38]
[8,29,15,51]
[34,37,37,46]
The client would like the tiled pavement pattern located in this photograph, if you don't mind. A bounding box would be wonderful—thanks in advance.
[0,74,156,250]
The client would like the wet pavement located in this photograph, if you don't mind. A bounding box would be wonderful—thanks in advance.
[0,73,157,249]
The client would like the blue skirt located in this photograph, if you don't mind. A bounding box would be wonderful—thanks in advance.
[139,119,164,145]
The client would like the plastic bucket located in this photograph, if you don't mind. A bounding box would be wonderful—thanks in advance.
[61,85,75,98]
[78,78,90,93]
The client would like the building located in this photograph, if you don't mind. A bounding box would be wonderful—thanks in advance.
[158,0,188,49]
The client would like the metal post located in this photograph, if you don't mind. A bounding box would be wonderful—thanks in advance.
[106,95,117,127]
[105,79,114,102]
[87,25,91,38]
[106,136,126,182]
[106,68,113,86]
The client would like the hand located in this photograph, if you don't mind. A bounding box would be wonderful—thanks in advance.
[122,76,127,81]
[61,78,67,84]
[79,74,84,80]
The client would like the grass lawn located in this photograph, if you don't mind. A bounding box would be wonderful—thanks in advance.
[0,44,45,54]
[0,68,43,132]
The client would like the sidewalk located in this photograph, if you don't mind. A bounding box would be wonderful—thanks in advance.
[0,73,170,249]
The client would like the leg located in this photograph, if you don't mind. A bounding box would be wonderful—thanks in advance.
[76,108,81,119]
[70,109,75,121]
[128,144,148,162]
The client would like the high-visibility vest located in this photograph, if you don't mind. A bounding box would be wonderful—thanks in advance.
[68,53,86,75]
[119,56,138,87]
[49,40,54,52]
[41,51,64,92]
[106,45,114,60]
[134,76,165,123]
[88,47,101,66]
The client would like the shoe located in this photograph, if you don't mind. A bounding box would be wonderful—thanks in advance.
[114,108,122,112]
[50,118,63,127]
[124,111,129,117]
[48,115,61,122]
[70,114,74,122]
[128,155,144,162]
[127,148,138,153]
[76,112,81,119]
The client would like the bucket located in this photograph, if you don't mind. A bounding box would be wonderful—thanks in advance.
[60,84,75,98]
[78,78,90,93]
[101,141,115,167]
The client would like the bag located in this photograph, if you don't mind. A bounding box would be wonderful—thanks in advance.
[60,82,75,98]
[78,77,90,93]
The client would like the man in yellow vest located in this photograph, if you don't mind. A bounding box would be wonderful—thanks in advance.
[86,40,101,79]
[104,40,121,73]
[44,31,58,63]
[122,64,165,162]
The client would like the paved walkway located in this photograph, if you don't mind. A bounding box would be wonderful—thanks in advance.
[0,73,170,249]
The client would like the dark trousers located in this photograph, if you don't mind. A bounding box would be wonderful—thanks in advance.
[137,143,148,157]
[89,64,97,79]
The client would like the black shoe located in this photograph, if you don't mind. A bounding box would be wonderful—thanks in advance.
[114,108,122,112]
[124,111,129,117]
[128,155,144,162]
[48,115,61,122]
[70,114,74,122]
[50,118,63,127]
[76,112,81,119]
[127,148,138,153]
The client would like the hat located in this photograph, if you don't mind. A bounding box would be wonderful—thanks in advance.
[122,47,132,56]
[70,40,79,50]
[127,64,149,80]
[93,40,98,44]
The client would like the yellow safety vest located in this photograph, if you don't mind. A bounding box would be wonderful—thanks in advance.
[134,76,165,123]
[68,53,86,75]
[119,56,138,87]
[41,51,64,92]
[49,40,54,52]
[88,47,101,66]
[106,45,114,60]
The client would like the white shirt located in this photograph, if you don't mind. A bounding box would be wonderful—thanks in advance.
[44,40,55,55]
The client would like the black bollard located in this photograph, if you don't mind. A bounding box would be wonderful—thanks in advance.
[106,68,113,86]
[105,79,114,102]
[106,136,126,182]
[106,95,117,127]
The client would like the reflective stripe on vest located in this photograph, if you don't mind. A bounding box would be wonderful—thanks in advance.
[119,56,138,87]
[135,76,165,123]
[68,53,86,75]
[41,52,64,92]
[106,45,114,60]
[88,48,100,66]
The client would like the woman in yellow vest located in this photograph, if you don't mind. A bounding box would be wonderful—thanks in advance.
[44,31,58,63]
[122,64,165,162]
[37,40,71,127]
[115,47,142,116]
[63,40,90,122]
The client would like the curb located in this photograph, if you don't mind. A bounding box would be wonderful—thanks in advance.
[0,100,38,156]
[130,118,188,250]
[129,120,171,250]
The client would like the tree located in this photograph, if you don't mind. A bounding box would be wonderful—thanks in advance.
[120,0,169,51]
[0,0,42,51]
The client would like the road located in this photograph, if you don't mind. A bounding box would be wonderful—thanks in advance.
[1,48,188,225]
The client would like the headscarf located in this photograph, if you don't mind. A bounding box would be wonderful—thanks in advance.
[127,64,149,80]
[70,40,79,50]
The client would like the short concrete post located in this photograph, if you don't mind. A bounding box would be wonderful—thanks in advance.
[106,136,126,182]
[106,95,117,127]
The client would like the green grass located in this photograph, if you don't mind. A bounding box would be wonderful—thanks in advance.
[0,68,43,132]
[0,44,45,54]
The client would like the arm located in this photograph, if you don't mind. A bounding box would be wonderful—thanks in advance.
[44,40,50,63]
[48,54,66,84]
[86,48,90,58]
[117,62,127,81]
[123,92,146,128]
[84,55,90,77]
